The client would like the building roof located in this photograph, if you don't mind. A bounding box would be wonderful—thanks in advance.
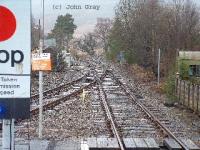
[179,51,200,60]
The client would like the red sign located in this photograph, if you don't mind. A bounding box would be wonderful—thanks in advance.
[0,6,17,42]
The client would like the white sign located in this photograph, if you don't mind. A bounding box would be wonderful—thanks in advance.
[0,75,30,98]
[32,53,52,71]
[0,0,31,98]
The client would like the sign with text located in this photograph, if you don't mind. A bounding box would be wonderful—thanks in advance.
[0,0,31,119]
[32,53,52,71]
[0,75,30,98]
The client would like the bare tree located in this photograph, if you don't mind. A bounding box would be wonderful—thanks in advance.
[77,33,97,55]
[94,18,112,52]
[108,0,200,76]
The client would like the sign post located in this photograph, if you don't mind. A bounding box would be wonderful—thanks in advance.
[0,1,31,149]
[39,0,45,138]
[32,52,52,138]
[39,57,43,139]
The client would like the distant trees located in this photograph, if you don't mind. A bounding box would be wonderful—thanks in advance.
[94,18,112,52]
[81,33,97,55]
[75,18,112,56]
[46,14,76,71]
[48,14,77,50]
[108,0,200,76]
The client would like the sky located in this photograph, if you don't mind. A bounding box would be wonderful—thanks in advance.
[31,0,120,37]
[32,0,200,37]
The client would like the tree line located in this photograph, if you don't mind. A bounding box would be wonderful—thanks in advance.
[108,0,200,76]
[31,14,77,71]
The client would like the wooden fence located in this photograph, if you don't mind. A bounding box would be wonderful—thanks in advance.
[176,78,200,114]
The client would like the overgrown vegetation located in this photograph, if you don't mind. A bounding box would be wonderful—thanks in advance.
[163,73,177,102]
[108,0,200,76]
[179,60,189,80]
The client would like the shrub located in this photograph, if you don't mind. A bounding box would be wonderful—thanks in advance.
[179,60,189,80]
[164,72,177,102]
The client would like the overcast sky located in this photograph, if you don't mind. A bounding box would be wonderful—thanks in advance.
[32,0,120,37]
[31,0,200,37]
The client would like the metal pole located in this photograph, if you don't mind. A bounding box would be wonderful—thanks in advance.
[158,48,161,85]
[11,119,14,150]
[2,119,15,150]
[38,0,44,139]
[42,0,45,47]
[38,70,43,138]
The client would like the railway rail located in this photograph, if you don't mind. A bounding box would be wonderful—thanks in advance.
[15,63,200,149]
[97,78,125,150]
[19,69,108,119]
[16,67,109,138]
[31,73,89,104]
[105,70,198,150]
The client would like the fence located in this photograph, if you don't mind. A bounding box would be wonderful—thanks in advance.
[176,78,200,114]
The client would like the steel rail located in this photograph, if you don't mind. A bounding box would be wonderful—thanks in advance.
[31,73,89,104]
[97,78,125,150]
[108,70,189,150]
[29,70,108,117]
[30,81,96,116]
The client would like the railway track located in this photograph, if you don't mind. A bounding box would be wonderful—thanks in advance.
[16,67,109,138]
[31,73,89,104]
[94,70,199,150]
[97,73,162,149]
[18,68,107,120]
[0,72,90,130]
[15,63,199,149]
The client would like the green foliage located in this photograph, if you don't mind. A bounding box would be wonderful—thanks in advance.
[48,14,77,49]
[107,38,121,61]
[107,22,137,63]
[107,0,200,75]
[106,18,126,61]
[179,60,189,80]
[124,50,137,64]
[107,15,139,64]
[164,72,177,101]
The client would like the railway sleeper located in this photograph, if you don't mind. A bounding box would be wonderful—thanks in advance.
[86,137,160,150]
[85,137,199,150]
[164,138,200,150]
